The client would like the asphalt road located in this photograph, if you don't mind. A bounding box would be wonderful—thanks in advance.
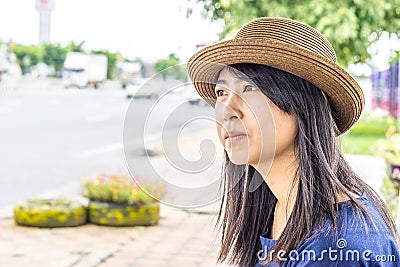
[0,77,214,209]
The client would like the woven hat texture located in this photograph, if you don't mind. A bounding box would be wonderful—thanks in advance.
[187,17,365,135]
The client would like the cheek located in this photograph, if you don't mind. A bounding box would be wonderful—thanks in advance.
[215,121,225,146]
[272,112,298,154]
[237,108,264,162]
[246,102,277,162]
[214,103,225,146]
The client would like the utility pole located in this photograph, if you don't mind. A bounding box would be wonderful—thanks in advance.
[35,0,55,44]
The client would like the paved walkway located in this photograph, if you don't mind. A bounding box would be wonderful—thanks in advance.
[0,203,228,267]
[0,128,389,267]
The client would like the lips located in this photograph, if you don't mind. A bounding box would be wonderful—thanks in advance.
[224,130,247,142]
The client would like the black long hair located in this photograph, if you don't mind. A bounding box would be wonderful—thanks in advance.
[214,63,398,266]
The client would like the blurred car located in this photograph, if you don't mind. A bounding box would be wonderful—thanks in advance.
[178,85,208,106]
[187,92,203,105]
[126,78,147,98]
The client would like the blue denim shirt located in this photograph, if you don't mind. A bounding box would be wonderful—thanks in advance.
[255,192,400,266]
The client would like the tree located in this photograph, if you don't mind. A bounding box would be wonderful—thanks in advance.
[65,41,85,52]
[13,44,43,74]
[155,53,187,81]
[91,50,119,79]
[196,0,400,67]
[42,44,68,73]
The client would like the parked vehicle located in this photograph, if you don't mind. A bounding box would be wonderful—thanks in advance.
[176,84,208,106]
[126,77,185,100]
[126,78,147,98]
[118,61,142,89]
[63,52,107,89]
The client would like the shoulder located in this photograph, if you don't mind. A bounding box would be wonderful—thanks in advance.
[284,193,400,266]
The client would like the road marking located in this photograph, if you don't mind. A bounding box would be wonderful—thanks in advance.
[85,114,112,122]
[79,142,123,157]
[78,133,162,157]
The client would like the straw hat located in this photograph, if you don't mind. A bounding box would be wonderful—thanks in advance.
[187,17,364,135]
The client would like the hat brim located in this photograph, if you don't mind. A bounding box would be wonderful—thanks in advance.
[187,38,364,135]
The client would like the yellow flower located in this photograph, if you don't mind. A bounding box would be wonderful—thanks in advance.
[386,125,396,138]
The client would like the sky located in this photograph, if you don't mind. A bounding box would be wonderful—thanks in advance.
[0,0,397,71]
[0,0,223,62]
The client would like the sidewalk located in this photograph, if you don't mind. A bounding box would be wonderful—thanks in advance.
[0,128,388,267]
[0,204,227,267]
[0,128,228,267]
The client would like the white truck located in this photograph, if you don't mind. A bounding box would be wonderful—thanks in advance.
[118,61,142,89]
[63,52,107,89]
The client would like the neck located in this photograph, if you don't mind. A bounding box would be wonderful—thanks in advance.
[253,155,299,215]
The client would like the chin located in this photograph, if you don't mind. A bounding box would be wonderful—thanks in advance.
[226,151,249,165]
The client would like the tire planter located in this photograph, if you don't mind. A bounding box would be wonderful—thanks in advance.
[14,199,87,228]
[87,200,160,226]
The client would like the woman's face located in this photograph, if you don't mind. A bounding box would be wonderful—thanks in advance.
[214,67,298,168]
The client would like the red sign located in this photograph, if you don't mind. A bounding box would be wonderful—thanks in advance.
[35,0,55,11]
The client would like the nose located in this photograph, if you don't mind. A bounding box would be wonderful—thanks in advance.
[217,91,244,122]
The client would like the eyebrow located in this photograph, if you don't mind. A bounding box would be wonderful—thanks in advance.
[215,79,228,86]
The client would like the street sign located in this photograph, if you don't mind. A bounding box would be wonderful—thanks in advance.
[35,0,55,12]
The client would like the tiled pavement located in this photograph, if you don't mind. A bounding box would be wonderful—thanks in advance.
[0,127,230,267]
[0,125,388,267]
[0,203,229,267]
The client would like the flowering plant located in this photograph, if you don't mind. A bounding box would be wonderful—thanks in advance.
[391,167,400,182]
[24,199,75,208]
[379,125,400,165]
[81,174,165,205]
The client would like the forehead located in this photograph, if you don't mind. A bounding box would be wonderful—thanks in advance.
[216,67,253,85]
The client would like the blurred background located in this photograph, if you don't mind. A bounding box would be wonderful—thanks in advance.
[0,0,224,209]
[2,0,400,266]
[1,0,400,205]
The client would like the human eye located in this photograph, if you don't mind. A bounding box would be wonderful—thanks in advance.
[215,86,227,97]
[244,84,258,92]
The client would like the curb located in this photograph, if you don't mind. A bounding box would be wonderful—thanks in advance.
[0,127,221,219]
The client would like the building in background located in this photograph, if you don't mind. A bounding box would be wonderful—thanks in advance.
[35,0,55,44]
[371,60,400,118]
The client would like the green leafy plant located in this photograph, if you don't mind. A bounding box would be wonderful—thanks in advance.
[198,0,400,67]
[339,115,397,155]
[381,173,399,218]
[376,125,400,165]
[155,53,187,81]
[82,174,165,205]
[30,199,73,206]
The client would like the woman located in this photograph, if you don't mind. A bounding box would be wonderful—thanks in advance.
[187,17,400,266]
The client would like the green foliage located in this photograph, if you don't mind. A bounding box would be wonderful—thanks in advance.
[82,174,165,205]
[339,135,379,155]
[345,116,398,136]
[374,125,400,165]
[13,44,43,73]
[41,41,85,72]
[155,53,187,81]
[65,41,85,52]
[27,199,75,207]
[381,171,398,218]
[197,0,400,67]
[11,40,118,78]
[91,50,118,79]
[42,44,67,72]
[339,115,398,155]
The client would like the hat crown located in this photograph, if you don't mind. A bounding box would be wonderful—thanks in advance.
[235,17,337,63]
